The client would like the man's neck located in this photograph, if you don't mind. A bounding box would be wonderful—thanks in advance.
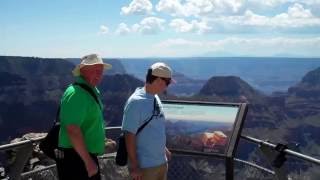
[145,84,157,95]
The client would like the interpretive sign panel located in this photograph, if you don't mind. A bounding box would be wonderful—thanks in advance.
[163,100,247,156]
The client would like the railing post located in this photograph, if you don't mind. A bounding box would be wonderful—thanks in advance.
[259,144,287,180]
[225,157,234,180]
[8,143,33,180]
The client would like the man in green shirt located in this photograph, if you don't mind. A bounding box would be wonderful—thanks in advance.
[56,54,111,180]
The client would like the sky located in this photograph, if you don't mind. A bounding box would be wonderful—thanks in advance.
[1,0,320,58]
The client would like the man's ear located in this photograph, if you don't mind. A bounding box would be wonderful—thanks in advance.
[79,66,86,75]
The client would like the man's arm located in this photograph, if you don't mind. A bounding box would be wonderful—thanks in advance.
[66,125,98,177]
[125,132,142,180]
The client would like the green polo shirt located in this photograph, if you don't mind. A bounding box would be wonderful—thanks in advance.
[58,76,105,155]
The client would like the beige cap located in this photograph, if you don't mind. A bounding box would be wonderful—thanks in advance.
[150,62,172,78]
[72,54,112,76]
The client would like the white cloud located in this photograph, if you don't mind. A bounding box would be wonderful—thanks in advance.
[169,18,212,34]
[248,0,287,7]
[156,0,246,17]
[121,1,319,35]
[248,0,320,7]
[99,25,109,34]
[287,3,312,18]
[156,0,186,16]
[165,3,320,35]
[135,17,166,34]
[170,19,195,33]
[152,37,320,57]
[201,3,320,32]
[257,4,319,28]
[155,0,320,21]
[115,23,131,35]
[121,0,153,15]
[246,0,320,18]
[302,0,320,6]
[131,24,141,33]
[114,17,166,35]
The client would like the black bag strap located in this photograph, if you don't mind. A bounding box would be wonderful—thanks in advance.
[54,83,102,124]
[73,83,101,110]
[54,107,61,124]
[136,98,157,135]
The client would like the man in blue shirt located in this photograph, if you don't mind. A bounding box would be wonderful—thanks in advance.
[122,62,173,180]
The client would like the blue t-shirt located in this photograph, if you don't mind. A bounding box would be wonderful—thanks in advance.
[121,87,167,168]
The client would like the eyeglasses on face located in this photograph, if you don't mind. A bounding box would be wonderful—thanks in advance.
[160,77,171,86]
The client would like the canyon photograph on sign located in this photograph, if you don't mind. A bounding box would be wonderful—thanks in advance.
[163,102,240,155]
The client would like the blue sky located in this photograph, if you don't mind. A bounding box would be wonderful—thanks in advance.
[1,0,320,58]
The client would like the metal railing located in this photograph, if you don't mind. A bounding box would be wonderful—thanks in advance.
[241,135,320,165]
[1,127,319,180]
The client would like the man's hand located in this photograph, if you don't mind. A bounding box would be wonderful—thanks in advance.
[130,166,142,180]
[66,125,98,177]
[125,132,142,180]
[85,157,98,177]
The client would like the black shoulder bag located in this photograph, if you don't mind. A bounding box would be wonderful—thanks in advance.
[115,98,158,166]
[39,83,101,160]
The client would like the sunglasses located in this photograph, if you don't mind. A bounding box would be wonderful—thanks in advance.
[160,77,171,86]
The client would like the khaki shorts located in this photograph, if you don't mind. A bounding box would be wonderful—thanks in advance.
[141,163,168,180]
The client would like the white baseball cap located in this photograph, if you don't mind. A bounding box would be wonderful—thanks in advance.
[150,62,172,78]
[150,62,176,84]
